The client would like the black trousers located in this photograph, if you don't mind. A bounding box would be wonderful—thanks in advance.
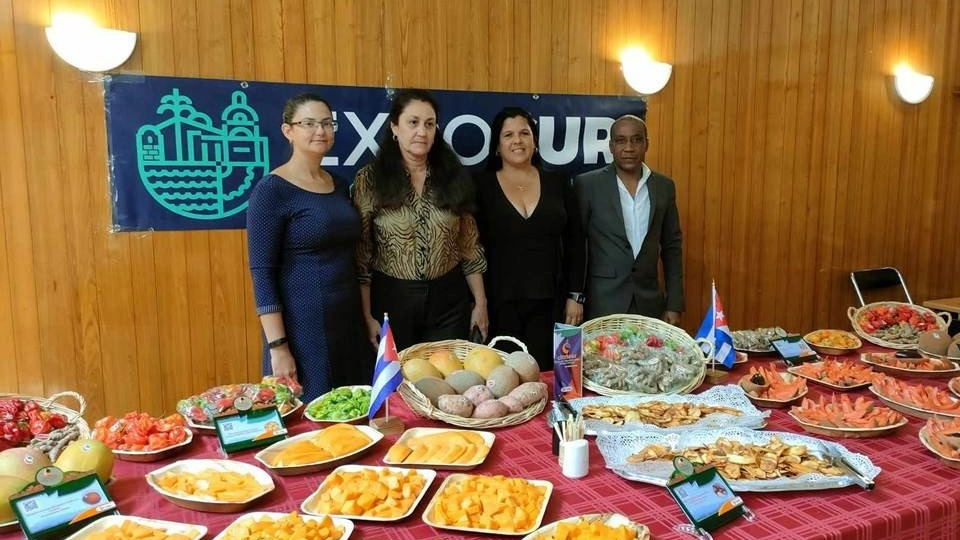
[370,269,470,352]
[489,298,557,370]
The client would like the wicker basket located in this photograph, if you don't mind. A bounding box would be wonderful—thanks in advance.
[847,302,950,350]
[0,391,91,438]
[579,314,707,396]
[397,336,547,429]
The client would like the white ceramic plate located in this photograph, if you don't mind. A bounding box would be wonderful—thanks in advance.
[521,513,650,540]
[254,424,383,476]
[112,428,194,462]
[382,427,495,470]
[301,464,436,522]
[186,399,303,432]
[65,515,207,540]
[212,512,354,540]
[145,458,275,513]
[303,385,372,424]
[421,473,553,536]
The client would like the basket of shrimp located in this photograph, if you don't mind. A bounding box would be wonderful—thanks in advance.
[579,315,707,396]
[0,391,89,461]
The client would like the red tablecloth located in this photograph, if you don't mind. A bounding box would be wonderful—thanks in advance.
[4,350,959,540]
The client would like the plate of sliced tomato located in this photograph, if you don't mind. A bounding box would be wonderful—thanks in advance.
[92,412,193,462]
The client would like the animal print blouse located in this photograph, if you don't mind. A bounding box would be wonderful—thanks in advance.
[352,165,486,284]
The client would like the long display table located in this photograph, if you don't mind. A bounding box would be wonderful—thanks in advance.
[3,349,959,540]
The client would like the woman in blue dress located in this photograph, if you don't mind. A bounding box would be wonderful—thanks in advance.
[247,93,372,403]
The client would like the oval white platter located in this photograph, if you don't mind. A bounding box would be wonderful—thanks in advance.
[254,424,383,476]
[211,512,354,540]
[65,515,207,540]
[145,458,275,513]
[300,464,436,522]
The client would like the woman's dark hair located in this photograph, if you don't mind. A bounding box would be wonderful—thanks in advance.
[485,107,542,172]
[369,89,473,213]
[281,93,331,123]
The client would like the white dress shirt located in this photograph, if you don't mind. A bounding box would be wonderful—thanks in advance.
[617,164,652,259]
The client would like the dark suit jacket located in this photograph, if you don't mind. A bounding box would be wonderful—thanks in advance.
[573,164,684,320]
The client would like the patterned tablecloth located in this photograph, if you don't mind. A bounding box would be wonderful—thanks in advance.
[4,348,959,540]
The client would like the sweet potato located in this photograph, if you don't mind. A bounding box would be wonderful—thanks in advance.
[472,399,510,419]
[507,382,548,407]
[437,394,474,417]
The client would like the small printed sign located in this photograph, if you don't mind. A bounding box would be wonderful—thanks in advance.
[10,469,116,540]
[667,464,748,534]
[214,405,287,453]
[553,323,583,400]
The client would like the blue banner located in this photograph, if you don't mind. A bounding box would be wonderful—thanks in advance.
[104,75,646,231]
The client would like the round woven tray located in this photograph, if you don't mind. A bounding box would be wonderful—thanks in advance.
[0,391,91,438]
[579,314,707,396]
[847,302,950,350]
[396,336,547,429]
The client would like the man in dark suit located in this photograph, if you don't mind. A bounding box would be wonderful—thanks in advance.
[573,115,684,323]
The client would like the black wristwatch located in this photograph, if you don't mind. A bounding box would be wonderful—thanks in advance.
[568,292,586,305]
[268,337,288,349]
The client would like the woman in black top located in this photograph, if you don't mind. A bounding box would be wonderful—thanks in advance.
[474,107,586,368]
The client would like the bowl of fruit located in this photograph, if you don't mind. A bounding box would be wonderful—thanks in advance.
[304,385,371,424]
[803,329,862,356]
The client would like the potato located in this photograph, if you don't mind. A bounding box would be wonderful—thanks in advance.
[437,394,474,417]
[507,382,549,407]
[463,385,496,406]
[472,399,510,419]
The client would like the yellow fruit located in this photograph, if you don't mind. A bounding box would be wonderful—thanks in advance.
[402,357,443,382]
[0,475,29,522]
[428,349,463,377]
[54,439,114,484]
[463,348,503,380]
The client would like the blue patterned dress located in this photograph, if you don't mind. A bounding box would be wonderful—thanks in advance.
[247,174,371,402]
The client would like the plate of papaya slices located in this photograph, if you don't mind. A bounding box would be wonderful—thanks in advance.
[738,366,808,408]
[859,352,960,379]
[869,375,960,419]
[918,416,960,469]
[787,358,874,391]
[788,395,908,438]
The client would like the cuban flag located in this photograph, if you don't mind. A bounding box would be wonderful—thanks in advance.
[695,282,736,368]
[368,314,403,419]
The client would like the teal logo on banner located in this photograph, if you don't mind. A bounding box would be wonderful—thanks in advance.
[136,89,269,220]
[105,74,645,231]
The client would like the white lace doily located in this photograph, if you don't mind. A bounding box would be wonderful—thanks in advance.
[568,385,770,435]
[596,427,881,492]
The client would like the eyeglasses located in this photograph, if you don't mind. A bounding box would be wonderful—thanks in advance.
[289,119,338,132]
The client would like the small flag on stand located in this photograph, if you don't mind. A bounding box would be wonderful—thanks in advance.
[368,314,403,420]
[695,281,736,368]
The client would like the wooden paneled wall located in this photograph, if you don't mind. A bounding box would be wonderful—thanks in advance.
[1,0,958,421]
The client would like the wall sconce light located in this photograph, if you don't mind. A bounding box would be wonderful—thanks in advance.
[621,47,673,95]
[45,13,137,72]
[893,64,934,104]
